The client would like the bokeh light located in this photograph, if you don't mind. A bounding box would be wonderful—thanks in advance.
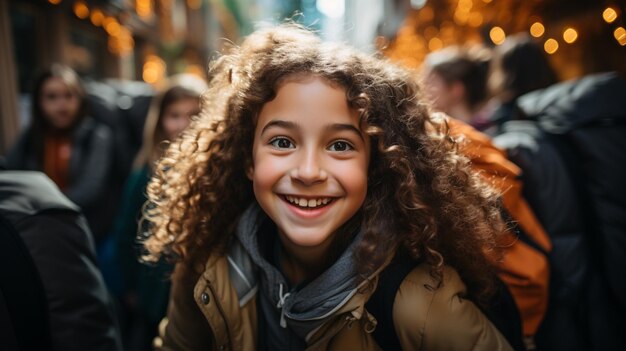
[73,1,89,19]
[468,12,483,27]
[614,27,626,46]
[530,22,545,37]
[603,7,618,23]
[544,38,559,54]
[428,37,443,51]
[90,9,104,26]
[490,26,506,45]
[563,28,578,44]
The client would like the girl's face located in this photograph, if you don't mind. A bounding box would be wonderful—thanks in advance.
[161,97,198,140]
[250,77,370,253]
[40,77,81,129]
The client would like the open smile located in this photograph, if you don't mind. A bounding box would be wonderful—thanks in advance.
[281,195,336,209]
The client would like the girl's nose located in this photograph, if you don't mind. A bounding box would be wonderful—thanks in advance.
[290,150,327,185]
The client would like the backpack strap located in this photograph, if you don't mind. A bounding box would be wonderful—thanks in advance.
[365,250,524,351]
[365,251,416,351]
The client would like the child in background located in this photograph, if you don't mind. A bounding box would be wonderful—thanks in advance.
[111,74,207,351]
[421,45,493,128]
[6,64,116,241]
[144,25,513,350]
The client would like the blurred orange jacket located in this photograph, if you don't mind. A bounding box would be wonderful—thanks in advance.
[448,116,551,336]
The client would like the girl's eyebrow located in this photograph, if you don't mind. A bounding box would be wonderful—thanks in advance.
[325,123,364,141]
[260,120,298,135]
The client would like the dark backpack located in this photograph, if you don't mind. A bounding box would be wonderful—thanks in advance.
[365,252,525,351]
[0,213,52,351]
[493,72,626,350]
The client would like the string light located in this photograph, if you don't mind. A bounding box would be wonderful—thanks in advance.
[73,1,89,19]
[615,27,626,46]
[136,0,154,19]
[490,26,506,45]
[48,0,62,4]
[603,7,618,23]
[530,22,545,37]
[544,38,559,54]
[563,28,578,44]
[105,21,121,36]
[90,9,104,26]
[428,37,443,51]
[143,55,166,84]
[468,12,483,27]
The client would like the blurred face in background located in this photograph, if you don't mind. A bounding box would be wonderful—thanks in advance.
[161,97,199,140]
[423,71,457,113]
[40,77,81,130]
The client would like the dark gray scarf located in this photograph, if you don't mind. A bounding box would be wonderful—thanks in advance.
[229,203,363,350]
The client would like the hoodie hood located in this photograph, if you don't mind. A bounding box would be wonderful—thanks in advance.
[230,203,364,349]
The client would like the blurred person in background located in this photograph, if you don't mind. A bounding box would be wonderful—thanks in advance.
[485,33,558,136]
[5,64,116,242]
[422,46,552,346]
[421,45,492,128]
[110,74,207,351]
[0,170,122,351]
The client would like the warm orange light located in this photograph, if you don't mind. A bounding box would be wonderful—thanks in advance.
[428,37,443,51]
[468,12,483,27]
[136,0,153,19]
[90,9,104,26]
[454,11,469,25]
[48,0,62,4]
[73,1,89,19]
[544,38,559,54]
[142,55,166,84]
[603,7,618,23]
[457,0,473,12]
[615,27,626,46]
[563,28,578,44]
[105,21,121,36]
[530,22,545,37]
[490,26,506,45]
[424,26,438,39]
[103,16,116,28]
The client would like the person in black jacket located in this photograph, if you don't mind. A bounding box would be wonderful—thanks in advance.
[0,170,122,351]
[5,64,116,242]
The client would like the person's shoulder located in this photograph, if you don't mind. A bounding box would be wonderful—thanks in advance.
[392,264,467,325]
[75,116,113,141]
[0,171,79,217]
[393,264,512,350]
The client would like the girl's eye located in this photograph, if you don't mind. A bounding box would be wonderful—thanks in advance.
[328,141,353,152]
[269,137,295,149]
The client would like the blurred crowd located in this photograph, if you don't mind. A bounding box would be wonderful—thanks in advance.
[1,30,625,351]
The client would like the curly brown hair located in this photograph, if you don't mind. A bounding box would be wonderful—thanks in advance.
[143,24,506,304]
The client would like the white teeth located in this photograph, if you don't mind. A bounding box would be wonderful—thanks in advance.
[285,196,333,208]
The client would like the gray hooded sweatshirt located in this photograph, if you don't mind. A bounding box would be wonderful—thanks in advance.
[226,204,363,350]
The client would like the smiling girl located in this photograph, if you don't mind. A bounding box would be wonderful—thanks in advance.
[144,25,512,350]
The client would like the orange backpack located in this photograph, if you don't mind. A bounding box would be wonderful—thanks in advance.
[447,116,551,337]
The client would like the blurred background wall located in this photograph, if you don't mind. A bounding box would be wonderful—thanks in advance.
[1,0,625,154]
